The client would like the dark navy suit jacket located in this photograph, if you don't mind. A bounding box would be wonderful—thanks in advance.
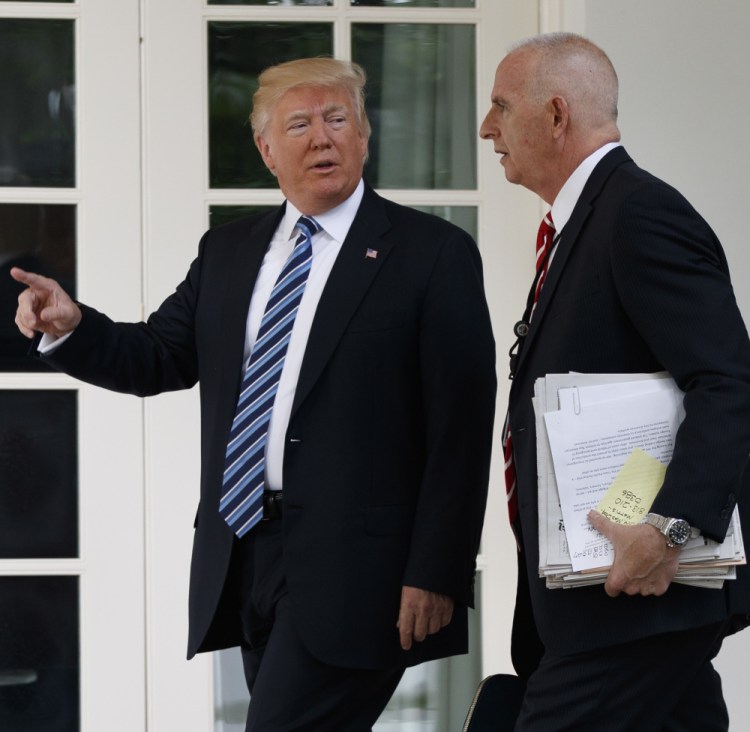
[508,147,750,673]
[43,183,497,670]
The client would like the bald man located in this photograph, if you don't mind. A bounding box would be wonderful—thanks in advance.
[480,33,750,731]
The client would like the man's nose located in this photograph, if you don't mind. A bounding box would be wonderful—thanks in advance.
[310,118,332,147]
[478,112,496,140]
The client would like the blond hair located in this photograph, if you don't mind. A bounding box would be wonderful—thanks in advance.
[250,57,371,141]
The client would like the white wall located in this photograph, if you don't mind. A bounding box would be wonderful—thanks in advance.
[585,0,750,318]
[569,0,750,726]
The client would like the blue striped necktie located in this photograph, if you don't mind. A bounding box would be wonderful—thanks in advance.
[219,215,320,537]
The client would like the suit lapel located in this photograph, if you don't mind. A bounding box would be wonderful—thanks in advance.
[216,207,284,419]
[513,147,632,378]
[290,185,394,416]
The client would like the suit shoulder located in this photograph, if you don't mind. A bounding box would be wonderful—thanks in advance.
[619,165,711,229]
[380,197,468,235]
[605,162,724,271]
[202,208,280,246]
[609,158,692,208]
[375,197,477,264]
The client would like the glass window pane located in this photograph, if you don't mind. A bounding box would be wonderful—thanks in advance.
[208,1,331,5]
[208,22,333,189]
[354,0,475,6]
[0,19,75,188]
[414,206,476,242]
[374,575,482,730]
[209,205,277,228]
[209,205,474,239]
[0,204,76,372]
[214,573,482,731]
[0,391,78,559]
[0,576,79,732]
[353,23,476,190]
[214,648,247,731]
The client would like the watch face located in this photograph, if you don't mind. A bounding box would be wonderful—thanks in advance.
[667,519,691,546]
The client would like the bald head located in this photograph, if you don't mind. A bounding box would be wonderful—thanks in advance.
[479,33,621,202]
[509,33,619,137]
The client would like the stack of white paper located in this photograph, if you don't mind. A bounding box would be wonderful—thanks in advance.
[534,372,745,589]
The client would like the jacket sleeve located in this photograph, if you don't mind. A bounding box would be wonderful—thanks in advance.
[41,232,209,397]
[611,180,750,542]
[401,228,497,607]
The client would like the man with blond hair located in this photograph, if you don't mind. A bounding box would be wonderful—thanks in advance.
[481,33,750,730]
[13,57,496,729]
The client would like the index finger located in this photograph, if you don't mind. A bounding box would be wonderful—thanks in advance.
[399,626,413,651]
[397,609,415,651]
[9,267,53,289]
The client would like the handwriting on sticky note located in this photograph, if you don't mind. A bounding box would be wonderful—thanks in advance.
[596,447,666,525]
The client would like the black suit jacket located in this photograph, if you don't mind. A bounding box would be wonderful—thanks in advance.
[43,184,497,669]
[508,147,750,666]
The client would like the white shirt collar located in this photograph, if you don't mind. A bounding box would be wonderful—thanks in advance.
[281,179,365,244]
[551,142,621,234]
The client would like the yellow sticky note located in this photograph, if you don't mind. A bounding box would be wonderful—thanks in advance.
[596,447,667,525]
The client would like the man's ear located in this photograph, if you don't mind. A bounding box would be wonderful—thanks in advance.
[549,96,569,139]
[255,133,275,173]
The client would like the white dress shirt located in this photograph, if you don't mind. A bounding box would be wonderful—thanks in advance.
[551,142,622,235]
[40,180,365,492]
[245,180,364,490]
[528,142,621,320]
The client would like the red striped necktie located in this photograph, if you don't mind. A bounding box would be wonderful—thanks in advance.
[532,212,556,311]
[504,213,556,525]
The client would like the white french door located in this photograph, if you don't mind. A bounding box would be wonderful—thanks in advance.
[0,0,539,730]
[142,1,538,730]
[0,0,147,730]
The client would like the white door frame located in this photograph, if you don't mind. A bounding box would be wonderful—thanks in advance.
[0,0,147,729]
[140,0,540,727]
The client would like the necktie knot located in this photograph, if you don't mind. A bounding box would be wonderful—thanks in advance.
[296,215,321,243]
[535,212,556,272]
[532,212,556,310]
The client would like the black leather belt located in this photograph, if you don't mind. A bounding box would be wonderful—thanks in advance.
[262,490,283,520]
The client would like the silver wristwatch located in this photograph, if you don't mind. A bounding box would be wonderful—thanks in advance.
[641,513,698,548]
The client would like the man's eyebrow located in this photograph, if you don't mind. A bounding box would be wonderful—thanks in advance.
[283,103,348,124]
[284,110,311,123]
[322,103,348,114]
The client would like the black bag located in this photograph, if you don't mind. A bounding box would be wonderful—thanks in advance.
[461,673,525,732]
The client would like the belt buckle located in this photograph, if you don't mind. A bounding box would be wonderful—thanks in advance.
[262,491,282,521]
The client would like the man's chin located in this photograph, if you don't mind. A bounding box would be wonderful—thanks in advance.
[502,165,520,185]
[500,157,514,179]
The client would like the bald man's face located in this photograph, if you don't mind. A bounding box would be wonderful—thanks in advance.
[479,51,555,199]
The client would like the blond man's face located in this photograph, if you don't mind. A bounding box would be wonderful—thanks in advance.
[255,85,368,215]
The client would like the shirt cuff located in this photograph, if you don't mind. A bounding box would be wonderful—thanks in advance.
[38,330,74,354]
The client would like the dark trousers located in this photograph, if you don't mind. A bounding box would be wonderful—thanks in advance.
[230,520,404,732]
[515,620,730,732]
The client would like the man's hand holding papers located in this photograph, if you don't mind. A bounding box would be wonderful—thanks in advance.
[543,375,683,573]
[587,509,680,598]
[535,372,746,590]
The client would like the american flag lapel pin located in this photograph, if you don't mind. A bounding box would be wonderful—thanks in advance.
[365,247,379,260]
